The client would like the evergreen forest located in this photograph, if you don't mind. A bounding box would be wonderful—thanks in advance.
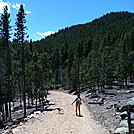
[0,4,134,124]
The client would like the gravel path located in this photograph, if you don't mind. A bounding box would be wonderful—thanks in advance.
[13,91,108,134]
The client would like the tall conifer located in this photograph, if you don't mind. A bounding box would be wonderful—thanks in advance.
[14,5,27,117]
[0,5,12,120]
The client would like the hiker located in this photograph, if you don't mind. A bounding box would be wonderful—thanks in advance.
[71,94,82,116]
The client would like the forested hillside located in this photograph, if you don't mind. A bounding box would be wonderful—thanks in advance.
[0,8,134,124]
[34,11,134,91]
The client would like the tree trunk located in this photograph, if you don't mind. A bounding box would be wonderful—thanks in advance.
[27,91,30,108]
[5,102,8,121]
[8,102,11,119]
[125,77,128,87]
[36,95,38,110]
[19,76,22,108]
[21,42,26,118]
[6,40,12,119]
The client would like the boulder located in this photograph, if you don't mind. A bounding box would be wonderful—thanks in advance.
[120,111,127,119]
[27,114,35,119]
[4,122,13,129]
[12,119,18,125]
[116,97,134,112]
[3,128,13,134]
[119,112,134,120]
[19,122,23,126]
[34,111,41,115]
[115,119,134,134]
[127,98,134,106]
[12,128,18,133]
[0,129,4,134]
[118,120,128,128]
[118,119,134,128]
[114,127,128,134]
[131,113,134,120]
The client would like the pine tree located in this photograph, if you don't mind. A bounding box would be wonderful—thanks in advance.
[14,5,28,117]
[0,5,12,120]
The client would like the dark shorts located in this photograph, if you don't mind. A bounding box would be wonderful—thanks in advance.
[76,104,81,108]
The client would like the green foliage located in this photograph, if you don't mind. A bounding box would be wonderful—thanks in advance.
[35,11,134,91]
[0,5,12,119]
[14,5,27,44]
[0,10,134,120]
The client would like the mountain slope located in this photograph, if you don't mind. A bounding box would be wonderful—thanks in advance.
[33,11,134,90]
[41,11,134,50]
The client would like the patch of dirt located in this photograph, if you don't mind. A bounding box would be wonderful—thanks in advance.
[13,90,108,134]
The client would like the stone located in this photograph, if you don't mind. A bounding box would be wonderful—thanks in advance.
[34,111,41,115]
[27,114,35,119]
[3,128,13,134]
[120,111,127,119]
[12,119,18,125]
[12,128,18,133]
[116,97,134,112]
[118,120,128,128]
[131,120,134,128]
[114,127,128,134]
[131,113,134,120]
[4,122,13,129]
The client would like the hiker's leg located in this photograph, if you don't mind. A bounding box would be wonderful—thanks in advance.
[76,105,78,115]
[78,106,81,116]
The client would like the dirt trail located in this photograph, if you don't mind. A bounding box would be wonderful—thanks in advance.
[13,91,108,134]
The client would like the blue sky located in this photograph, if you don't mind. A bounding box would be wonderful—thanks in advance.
[0,0,134,41]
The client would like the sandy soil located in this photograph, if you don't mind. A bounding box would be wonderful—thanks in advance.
[13,91,108,134]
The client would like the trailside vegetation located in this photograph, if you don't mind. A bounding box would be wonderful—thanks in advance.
[0,9,134,124]
[0,5,51,123]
